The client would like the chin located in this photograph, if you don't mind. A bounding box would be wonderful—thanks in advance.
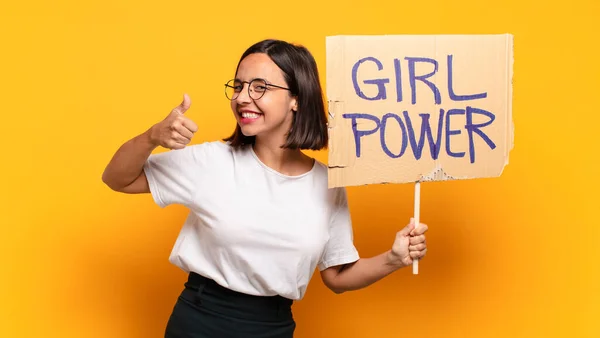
[239,124,260,137]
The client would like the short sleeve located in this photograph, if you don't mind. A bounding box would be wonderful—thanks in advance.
[143,142,214,208]
[318,187,360,271]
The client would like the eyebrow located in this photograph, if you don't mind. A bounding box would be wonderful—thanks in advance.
[234,77,269,83]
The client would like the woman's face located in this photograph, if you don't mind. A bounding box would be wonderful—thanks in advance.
[230,53,297,142]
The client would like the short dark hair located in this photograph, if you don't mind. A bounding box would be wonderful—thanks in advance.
[223,39,328,150]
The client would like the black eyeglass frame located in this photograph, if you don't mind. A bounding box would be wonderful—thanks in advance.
[224,78,292,101]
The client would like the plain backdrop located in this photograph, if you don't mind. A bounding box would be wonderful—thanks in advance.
[1,1,598,337]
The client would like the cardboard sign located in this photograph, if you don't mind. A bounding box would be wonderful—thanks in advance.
[326,34,514,188]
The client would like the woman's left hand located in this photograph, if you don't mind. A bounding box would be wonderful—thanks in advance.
[387,219,428,268]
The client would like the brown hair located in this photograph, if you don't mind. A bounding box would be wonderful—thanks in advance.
[223,39,328,150]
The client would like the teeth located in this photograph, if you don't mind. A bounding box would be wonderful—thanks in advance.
[242,112,260,119]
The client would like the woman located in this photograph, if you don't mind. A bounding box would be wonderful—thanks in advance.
[102,39,428,338]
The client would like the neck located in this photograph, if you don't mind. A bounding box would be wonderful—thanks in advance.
[253,136,312,176]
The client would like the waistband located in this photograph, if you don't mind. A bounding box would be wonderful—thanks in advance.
[180,272,294,322]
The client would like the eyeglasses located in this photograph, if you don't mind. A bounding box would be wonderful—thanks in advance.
[224,78,291,101]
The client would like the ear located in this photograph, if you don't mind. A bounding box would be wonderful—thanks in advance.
[290,96,298,112]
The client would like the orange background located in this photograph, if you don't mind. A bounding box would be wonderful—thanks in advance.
[1,0,598,337]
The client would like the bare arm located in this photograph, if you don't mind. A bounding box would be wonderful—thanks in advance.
[101,129,157,193]
[320,222,428,294]
[101,94,197,193]
[320,250,402,294]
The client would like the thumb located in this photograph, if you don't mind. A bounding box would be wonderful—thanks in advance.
[173,93,191,114]
[398,221,415,237]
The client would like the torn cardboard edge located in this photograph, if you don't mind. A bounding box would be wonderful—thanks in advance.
[325,34,514,188]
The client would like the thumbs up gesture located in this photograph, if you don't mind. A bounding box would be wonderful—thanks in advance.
[149,94,199,150]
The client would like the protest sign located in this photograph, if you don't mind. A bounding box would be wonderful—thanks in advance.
[326,35,514,273]
[326,35,514,187]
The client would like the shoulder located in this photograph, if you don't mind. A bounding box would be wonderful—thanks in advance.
[190,140,231,153]
[312,158,328,176]
[146,141,243,169]
[308,158,348,200]
[306,158,329,186]
[186,140,246,160]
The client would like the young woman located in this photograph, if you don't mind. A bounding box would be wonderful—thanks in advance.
[102,39,428,338]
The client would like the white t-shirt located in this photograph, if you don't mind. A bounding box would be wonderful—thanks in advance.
[143,141,359,300]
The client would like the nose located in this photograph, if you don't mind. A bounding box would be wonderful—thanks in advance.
[235,83,252,104]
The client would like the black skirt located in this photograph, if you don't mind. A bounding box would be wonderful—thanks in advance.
[164,272,296,338]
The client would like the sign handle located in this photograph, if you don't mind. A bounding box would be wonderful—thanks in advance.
[413,181,421,275]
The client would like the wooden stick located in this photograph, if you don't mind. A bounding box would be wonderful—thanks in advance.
[413,181,420,275]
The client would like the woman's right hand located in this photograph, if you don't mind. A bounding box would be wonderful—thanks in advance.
[150,94,198,150]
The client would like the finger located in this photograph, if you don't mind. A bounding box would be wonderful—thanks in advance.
[171,132,191,145]
[181,117,199,134]
[168,141,187,150]
[397,222,415,237]
[410,249,427,259]
[409,243,427,251]
[409,235,425,245]
[172,93,192,115]
[410,223,428,236]
[173,122,194,139]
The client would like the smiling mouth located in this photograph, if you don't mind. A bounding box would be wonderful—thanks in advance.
[240,112,262,119]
